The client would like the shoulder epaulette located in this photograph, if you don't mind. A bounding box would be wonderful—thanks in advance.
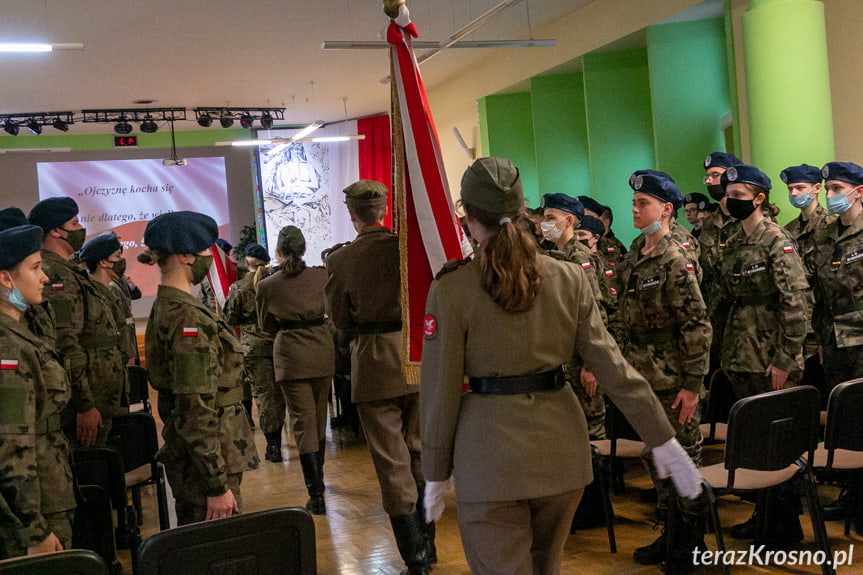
[435,257,472,280]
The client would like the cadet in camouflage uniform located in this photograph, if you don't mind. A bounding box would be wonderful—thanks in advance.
[141,211,258,526]
[617,170,711,572]
[683,193,713,239]
[224,243,279,461]
[28,198,125,448]
[0,224,75,558]
[540,194,607,441]
[806,162,863,390]
[580,196,627,267]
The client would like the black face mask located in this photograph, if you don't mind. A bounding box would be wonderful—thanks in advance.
[578,238,592,249]
[726,198,758,220]
[707,184,725,202]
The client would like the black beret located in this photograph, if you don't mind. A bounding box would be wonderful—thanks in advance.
[683,193,711,210]
[143,211,218,254]
[277,226,305,256]
[28,197,79,232]
[540,193,584,219]
[215,238,233,254]
[244,243,269,261]
[578,215,605,236]
[721,164,772,191]
[780,164,822,185]
[0,207,28,232]
[704,152,743,171]
[577,195,604,216]
[629,169,684,209]
[821,162,863,186]
[0,225,43,271]
[79,232,122,264]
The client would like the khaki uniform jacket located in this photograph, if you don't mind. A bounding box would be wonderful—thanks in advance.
[420,254,675,503]
[145,285,258,497]
[256,266,334,382]
[618,234,711,394]
[718,219,810,374]
[325,225,413,403]
[225,273,274,359]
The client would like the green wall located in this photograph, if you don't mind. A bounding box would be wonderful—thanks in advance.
[648,18,731,202]
[478,92,539,206]
[529,73,591,200]
[583,49,655,247]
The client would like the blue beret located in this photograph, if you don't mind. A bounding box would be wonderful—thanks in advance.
[79,232,122,264]
[144,211,218,254]
[540,193,584,218]
[629,169,684,209]
[780,164,822,185]
[683,193,711,210]
[0,207,28,232]
[821,162,863,186]
[0,225,43,271]
[721,164,772,191]
[704,152,743,170]
[28,197,79,232]
[244,243,269,261]
[215,238,233,254]
[577,195,604,216]
[578,215,605,236]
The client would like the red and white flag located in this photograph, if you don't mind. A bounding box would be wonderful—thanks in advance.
[205,243,237,311]
[388,6,472,384]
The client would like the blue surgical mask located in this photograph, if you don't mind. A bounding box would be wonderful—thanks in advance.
[826,192,853,215]
[641,220,662,236]
[5,282,28,312]
[788,190,814,209]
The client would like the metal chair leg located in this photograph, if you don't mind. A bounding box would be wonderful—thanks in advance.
[802,471,834,575]
[595,453,616,553]
[702,481,727,575]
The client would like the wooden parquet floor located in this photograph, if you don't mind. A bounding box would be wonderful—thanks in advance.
[117,397,861,574]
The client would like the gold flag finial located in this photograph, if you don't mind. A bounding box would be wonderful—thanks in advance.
[383,0,406,19]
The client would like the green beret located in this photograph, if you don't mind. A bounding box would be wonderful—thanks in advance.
[80,232,122,264]
[0,207,28,232]
[28,197,79,232]
[144,211,218,254]
[277,225,305,256]
[343,180,389,209]
[0,225,43,270]
[460,157,523,214]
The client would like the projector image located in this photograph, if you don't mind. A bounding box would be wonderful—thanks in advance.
[162,158,187,166]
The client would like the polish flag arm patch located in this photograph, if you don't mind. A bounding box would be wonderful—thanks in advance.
[51,283,63,290]
[1,360,19,370]
[783,246,794,253]
[581,262,591,270]
[182,327,198,337]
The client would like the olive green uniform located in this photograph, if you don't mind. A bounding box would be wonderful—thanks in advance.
[41,250,126,446]
[109,277,140,365]
[0,315,75,558]
[145,285,259,526]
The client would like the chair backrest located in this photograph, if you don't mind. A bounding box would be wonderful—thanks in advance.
[137,507,317,575]
[108,411,159,472]
[72,446,127,510]
[724,386,820,474]
[824,378,863,455]
[72,484,118,567]
[0,549,108,575]
[126,365,150,407]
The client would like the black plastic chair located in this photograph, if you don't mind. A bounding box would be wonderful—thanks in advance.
[72,484,122,575]
[0,549,108,575]
[108,412,171,531]
[72,447,140,574]
[699,369,734,443]
[699,386,832,575]
[126,365,151,413]
[812,378,863,535]
[137,507,317,575]
[590,398,646,495]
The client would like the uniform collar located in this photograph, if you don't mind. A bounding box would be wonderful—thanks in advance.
[357,224,393,237]
[157,284,214,316]
[827,209,863,242]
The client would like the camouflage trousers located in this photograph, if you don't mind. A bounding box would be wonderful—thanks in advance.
[725,369,801,403]
[569,367,606,440]
[165,468,244,527]
[245,355,282,434]
[641,389,707,521]
[0,509,73,559]
[822,342,863,391]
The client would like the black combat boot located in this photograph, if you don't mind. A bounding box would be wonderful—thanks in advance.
[264,430,283,463]
[757,486,803,549]
[633,525,668,565]
[415,492,437,564]
[299,452,326,515]
[661,516,707,575]
[390,512,431,575]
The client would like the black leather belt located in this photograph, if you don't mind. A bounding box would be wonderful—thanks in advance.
[278,316,326,330]
[356,321,402,334]
[629,325,677,346]
[468,366,565,395]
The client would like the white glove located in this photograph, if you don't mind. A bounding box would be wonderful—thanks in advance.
[652,438,703,500]
[423,477,454,522]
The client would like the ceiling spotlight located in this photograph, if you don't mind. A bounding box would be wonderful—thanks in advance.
[52,117,69,132]
[140,117,159,133]
[26,119,42,135]
[219,111,234,128]
[260,112,273,130]
[114,119,133,135]
[197,113,213,128]
[240,113,254,129]
[4,120,19,136]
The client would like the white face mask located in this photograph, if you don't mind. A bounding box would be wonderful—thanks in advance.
[540,220,564,242]
[641,220,662,236]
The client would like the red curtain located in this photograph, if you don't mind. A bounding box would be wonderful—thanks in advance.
[358,114,393,229]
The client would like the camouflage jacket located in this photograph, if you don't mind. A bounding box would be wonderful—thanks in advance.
[146,285,259,496]
[617,234,711,393]
[698,209,740,315]
[559,237,607,326]
[805,211,863,351]
[670,219,701,266]
[0,313,74,556]
[223,272,274,358]
[108,279,139,365]
[718,219,810,373]
[599,231,627,267]
[40,251,125,418]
